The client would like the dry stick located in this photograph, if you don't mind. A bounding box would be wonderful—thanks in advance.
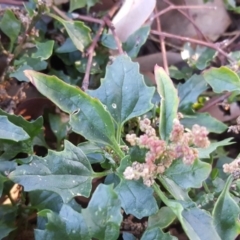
[74,0,122,25]
[152,4,217,19]
[82,16,124,91]
[52,5,104,25]
[52,5,72,21]
[104,17,123,55]
[163,0,208,42]
[81,20,106,91]
[151,30,236,63]
[74,14,104,25]
[198,92,232,113]
[154,8,168,74]
[0,0,24,5]
[82,2,122,90]
[221,33,240,49]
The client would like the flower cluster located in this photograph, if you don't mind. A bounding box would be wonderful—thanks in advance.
[223,158,240,179]
[124,117,210,186]
[224,116,240,179]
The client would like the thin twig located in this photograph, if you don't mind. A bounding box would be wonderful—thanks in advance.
[220,33,240,49]
[81,20,106,91]
[52,5,72,21]
[151,30,236,63]
[13,9,43,59]
[52,5,103,24]
[0,0,24,5]
[154,8,168,74]
[74,14,104,24]
[198,92,232,113]
[150,35,183,51]
[72,0,122,25]
[81,2,122,90]
[163,0,208,42]
[152,4,217,19]
[104,17,123,55]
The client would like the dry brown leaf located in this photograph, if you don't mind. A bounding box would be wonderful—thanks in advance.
[156,0,231,44]
[135,52,182,72]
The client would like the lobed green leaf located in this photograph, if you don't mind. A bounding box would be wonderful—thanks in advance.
[88,55,154,127]
[115,179,158,219]
[82,184,122,240]
[165,159,211,189]
[9,140,94,203]
[198,138,234,158]
[35,204,90,240]
[181,112,227,134]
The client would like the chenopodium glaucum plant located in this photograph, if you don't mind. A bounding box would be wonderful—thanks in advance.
[124,117,210,187]
[8,54,238,239]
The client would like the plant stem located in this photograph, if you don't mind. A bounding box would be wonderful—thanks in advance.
[93,170,113,178]
[13,8,43,60]
[81,2,121,91]
[153,182,169,206]
[151,30,236,63]
[114,144,125,160]
[152,4,216,20]
[154,7,168,74]
[52,5,72,21]
[104,16,123,55]
[203,181,211,193]
[116,125,122,144]
[81,19,106,91]
[74,14,104,24]
[7,192,16,206]
[163,0,208,42]
[0,0,24,5]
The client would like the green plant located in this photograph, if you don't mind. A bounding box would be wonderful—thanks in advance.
[1,1,240,240]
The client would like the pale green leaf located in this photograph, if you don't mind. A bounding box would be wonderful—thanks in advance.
[154,65,179,140]
[48,13,91,52]
[0,9,21,51]
[32,41,55,60]
[70,0,98,11]
[153,185,221,240]
[24,70,122,156]
[141,228,177,240]
[213,176,240,239]
[198,138,234,158]
[181,112,227,134]
[148,207,176,229]
[0,116,30,142]
[204,66,240,93]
